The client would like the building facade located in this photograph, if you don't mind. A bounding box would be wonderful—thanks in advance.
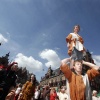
[40,66,66,88]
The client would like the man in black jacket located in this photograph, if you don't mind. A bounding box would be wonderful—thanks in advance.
[0,62,18,100]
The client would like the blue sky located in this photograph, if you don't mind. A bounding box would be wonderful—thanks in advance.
[0,0,100,81]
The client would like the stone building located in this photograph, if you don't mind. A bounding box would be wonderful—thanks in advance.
[40,66,66,88]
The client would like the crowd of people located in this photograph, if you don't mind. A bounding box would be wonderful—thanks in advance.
[3,83,100,100]
[0,25,100,100]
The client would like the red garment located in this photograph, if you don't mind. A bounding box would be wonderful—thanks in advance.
[50,92,57,100]
[14,94,19,100]
[0,65,5,69]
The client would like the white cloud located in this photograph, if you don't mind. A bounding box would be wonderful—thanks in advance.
[93,55,100,66]
[39,49,61,69]
[14,53,43,72]
[0,34,8,44]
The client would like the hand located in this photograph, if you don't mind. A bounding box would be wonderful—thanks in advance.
[61,58,71,64]
[82,60,85,64]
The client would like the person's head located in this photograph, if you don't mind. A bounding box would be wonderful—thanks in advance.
[52,87,56,92]
[61,88,65,93]
[37,85,40,90]
[45,85,50,90]
[92,90,98,97]
[73,25,80,33]
[29,74,36,83]
[31,74,36,81]
[11,62,18,72]
[50,88,56,94]
[73,60,83,74]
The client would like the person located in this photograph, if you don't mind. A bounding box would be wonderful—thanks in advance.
[60,58,100,100]
[58,87,68,100]
[0,62,18,100]
[50,87,57,100]
[66,25,86,68]
[20,74,36,100]
[39,87,44,100]
[92,90,100,100]
[66,25,85,56]
[14,83,22,100]
[34,86,41,100]
[5,87,16,100]
[43,85,50,100]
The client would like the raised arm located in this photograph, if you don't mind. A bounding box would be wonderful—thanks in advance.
[83,60,100,81]
[82,60,100,70]
[61,58,71,66]
[60,58,72,79]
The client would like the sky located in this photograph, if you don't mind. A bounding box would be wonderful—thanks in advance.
[0,0,100,81]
